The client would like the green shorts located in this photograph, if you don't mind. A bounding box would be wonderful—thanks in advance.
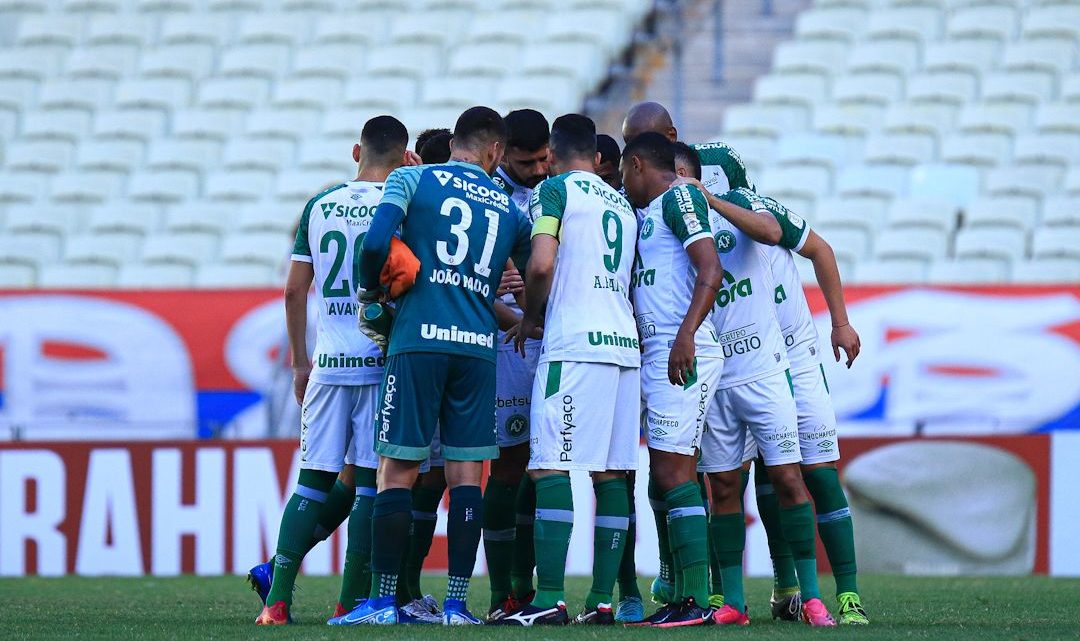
[374,352,497,462]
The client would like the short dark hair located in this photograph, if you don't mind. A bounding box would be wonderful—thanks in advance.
[672,141,702,181]
[621,131,675,172]
[419,130,453,164]
[597,134,621,166]
[361,115,409,158]
[550,113,596,160]
[453,106,509,150]
[414,127,451,154]
[504,108,550,152]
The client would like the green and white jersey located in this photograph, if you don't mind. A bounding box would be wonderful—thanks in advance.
[633,184,723,365]
[529,170,639,368]
[709,187,793,389]
[692,142,755,194]
[292,180,386,386]
[756,195,820,373]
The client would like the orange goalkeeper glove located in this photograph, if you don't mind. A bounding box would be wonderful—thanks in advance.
[379,236,420,299]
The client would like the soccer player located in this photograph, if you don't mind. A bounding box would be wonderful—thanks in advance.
[491,114,639,626]
[673,157,867,625]
[484,109,551,620]
[418,129,453,165]
[672,144,836,627]
[595,133,622,190]
[621,132,724,628]
[332,106,532,626]
[254,115,411,626]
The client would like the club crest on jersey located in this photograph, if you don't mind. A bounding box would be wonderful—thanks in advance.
[640,218,654,239]
[506,414,528,438]
[432,170,453,186]
[715,230,736,253]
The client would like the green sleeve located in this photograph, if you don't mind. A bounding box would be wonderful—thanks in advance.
[764,197,811,251]
[529,177,567,238]
[291,206,312,260]
[661,184,711,247]
[692,142,752,191]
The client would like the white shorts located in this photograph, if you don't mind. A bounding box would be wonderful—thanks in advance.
[300,381,380,472]
[792,365,841,465]
[420,427,445,473]
[642,357,724,456]
[528,360,640,472]
[699,370,800,473]
[496,340,540,448]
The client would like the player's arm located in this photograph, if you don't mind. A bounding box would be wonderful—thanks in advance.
[285,212,316,405]
[494,299,521,331]
[675,177,782,245]
[506,180,559,355]
[666,185,723,386]
[357,167,416,291]
[797,230,861,368]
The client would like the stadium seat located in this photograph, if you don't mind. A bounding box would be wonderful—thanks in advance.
[864,6,942,42]
[832,73,904,106]
[926,258,1009,284]
[238,200,305,232]
[65,45,140,79]
[50,170,125,203]
[204,170,276,201]
[772,41,850,76]
[465,11,540,45]
[775,133,862,169]
[885,198,958,231]
[449,43,523,78]
[15,15,83,49]
[985,165,1063,201]
[814,196,888,235]
[1061,74,1080,104]
[1036,104,1080,134]
[37,264,118,288]
[400,106,467,140]
[141,233,219,266]
[321,108,385,139]
[0,78,38,112]
[93,109,168,142]
[312,14,386,46]
[909,163,981,205]
[0,173,49,204]
[812,224,872,263]
[0,233,62,266]
[923,40,1000,76]
[61,0,128,14]
[64,233,142,266]
[813,103,885,136]
[0,49,64,82]
[271,78,343,110]
[496,76,579,117]
[343,76,418,111]
[0,264,36,287]
[298,138,357,173]
[883,103,957,138]
[146,139,223,174]
[173,109,248,142]
[87,203,163,236]
[166,203,230,236]
[139,45,218,82]
[22,110,92,142]
[196,262,279,287]
[1041,197,1080,227]
[846,40,921,77]
[37,78,115,111]
[116,263,196,288]
[724,104,809,138]
[1013,133,1080,168]
[421,77,497,109]
[115,78,193,111]
[958,104,1032,136]
[940,132,1012,167]
[906,72,978,106]
[1031,227,1080,260]
[86,15,155,47]
[1066,167,1080,195]
[219,232,291,267]
[1022,5,1080,41]
[794,6,868,43]
[222,139,294,173]
[945,5,1018,43]
[1011,258,1080,283]
[391,12,467,47]
[954,227,1027,263]
[545,9,627,56]
[758,165,832,201]
[520,42,605,89]
[160,15,234,45]
[4,140,75,174]
[366,43,441,78]
[851,259,928,284]
[837,164,910,200]
[981,71,1055,106]
[719,134,778,169]
[127,170,201,203]
[964,196,1039,230]
[246,109,321,142]
[4,205,78,239]
[863,133,936,166]
[291,44,369,80]
[239,13,311,46]
[219,44,293,80]
[873,227,949,262]
[1002,41,1076,76]
[198,77,272,110]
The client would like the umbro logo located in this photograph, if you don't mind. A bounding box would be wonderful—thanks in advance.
[433,170,453,186]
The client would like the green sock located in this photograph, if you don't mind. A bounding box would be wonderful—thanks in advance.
[709,512,746,612]
[403,483,442,601]
[483,477,517,608]
[266,469,337,606]
[665,481,710,606]
[617,481,641,600]
[804,467,858,596]
[511,475,536,596]
[338,468,376,609]
[780,501,822,600]
[756,464,798,593]
[647,475,674,585]
[586,478,629,609]
[532,475,574,609]
[305,479,354,554]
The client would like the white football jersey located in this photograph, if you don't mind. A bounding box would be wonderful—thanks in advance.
[708,189,791,388]
[291,180,386,386]
[529,170,639,368]
[493,165,539,349]
[633,184,723,365]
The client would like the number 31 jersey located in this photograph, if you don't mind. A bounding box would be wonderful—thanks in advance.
[292,180,386,386]
[380,161,532,363]
[529,170,639,368]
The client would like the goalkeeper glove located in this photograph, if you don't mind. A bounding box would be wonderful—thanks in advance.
[357,289,394,355]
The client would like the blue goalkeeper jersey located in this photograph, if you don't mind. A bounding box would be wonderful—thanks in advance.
[359,160,532,362]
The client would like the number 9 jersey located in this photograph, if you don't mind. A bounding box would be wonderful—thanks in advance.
[379,161,533,362]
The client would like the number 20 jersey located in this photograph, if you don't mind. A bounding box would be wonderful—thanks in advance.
[380,161,532,363]
[529,170,639,367]
[292,180,386,385]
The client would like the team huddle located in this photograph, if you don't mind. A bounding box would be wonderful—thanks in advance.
[250,101,867,628]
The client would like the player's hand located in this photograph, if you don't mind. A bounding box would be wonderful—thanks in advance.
[672,176,707,194]
[505,319,543,357]
[832,323,861,369]
[292,363,311,405]
[497,267,524,296]
[403,150,422,166]
[668,330,696,386]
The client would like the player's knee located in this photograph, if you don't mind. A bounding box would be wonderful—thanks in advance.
[767,464,810,506]
[708,471,742,512]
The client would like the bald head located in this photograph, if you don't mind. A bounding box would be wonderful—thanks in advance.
[621,101,678,144]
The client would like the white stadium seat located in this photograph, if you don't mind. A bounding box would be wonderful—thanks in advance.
[873,227,949,262]
[86,15,155,47]
[50,171,125,203]
[4,205,79,238]
[115,78,193,111]
[1002,41,1076,76]
[87,204,163,236]
[196,263,279,287]
[758,165,832,201]
[926,258,1009,284]
[863,133,936,166]
[165,204,229,236]
[883,103,957,138]
[141,233,219,265]
[160,15,234,45]
[65,45,141,79]
[37,78,115,111]
[116,263,196,288]
[238,200,305,231]
[1011,258,1080,284]
[239,14,311,46]
[940,133,1012,167]
[366,43,441,78]
[946,5,1018,43]
[813,103,884,136]
[723,104,809,138]
[885,198,958,231]
[15,16,83,48]
[0,234,62,266]
[139,45,217,82]
[923,40,1000,75]
[204,170,276,201]
[4,140,75,174]
[1022,5,1080,41]
[173,109,248,142]
[198,77,272,110]
[909,163,981,205]
[795,7,868,42]
[813,225,872,263]
[246,108,320,142]
[0,264,37,287]
[1031,227,1080,260]
[64,233,142,266]
[37,264,118,288]
[864,6,942,42]
[291,44,368,80]
[776,133,861,169]
[837,164,910,200]
[1041,197,1080,228]
[814,196,889,235]
[981,71,1055,106]
[219,232,291,267]
[77,140,146,174]
[832,73,903,106]
[448,43,523,78]
[343,76,418,111]
[954,227,1027,263]
[146,139,223,174]
[906,73,978,106]
[1036,104,1080,134]
[219,44,293,80]
[93,109,168,142]
[965,196,1038,230]
[222,139,295,172]
[22,110,92,142]
[272,78,344,110]
[772,41,850,76]
[958,104,1032,137]
[852,259,928,284]
[127,170,201,203]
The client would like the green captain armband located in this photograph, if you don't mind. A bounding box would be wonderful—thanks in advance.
[532,215,561,239]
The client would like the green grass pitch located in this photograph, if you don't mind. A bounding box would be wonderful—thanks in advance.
[3,574,1078,640]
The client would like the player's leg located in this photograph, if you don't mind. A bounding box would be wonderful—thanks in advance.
[614,469,644,623]
[485,345,537,615]
[755,455,802,620]
[257,381,348,624]
[638,357,723,627]
[437,354,501,625]
[744,371,834,626]
[329,354,442,626]
[335,384,381,618]
[510,474,536,598]
[398,462,445,621]
[794,366,866,624]
[698,390,751,626]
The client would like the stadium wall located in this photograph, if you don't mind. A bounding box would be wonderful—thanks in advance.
[1,434,1079,578]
